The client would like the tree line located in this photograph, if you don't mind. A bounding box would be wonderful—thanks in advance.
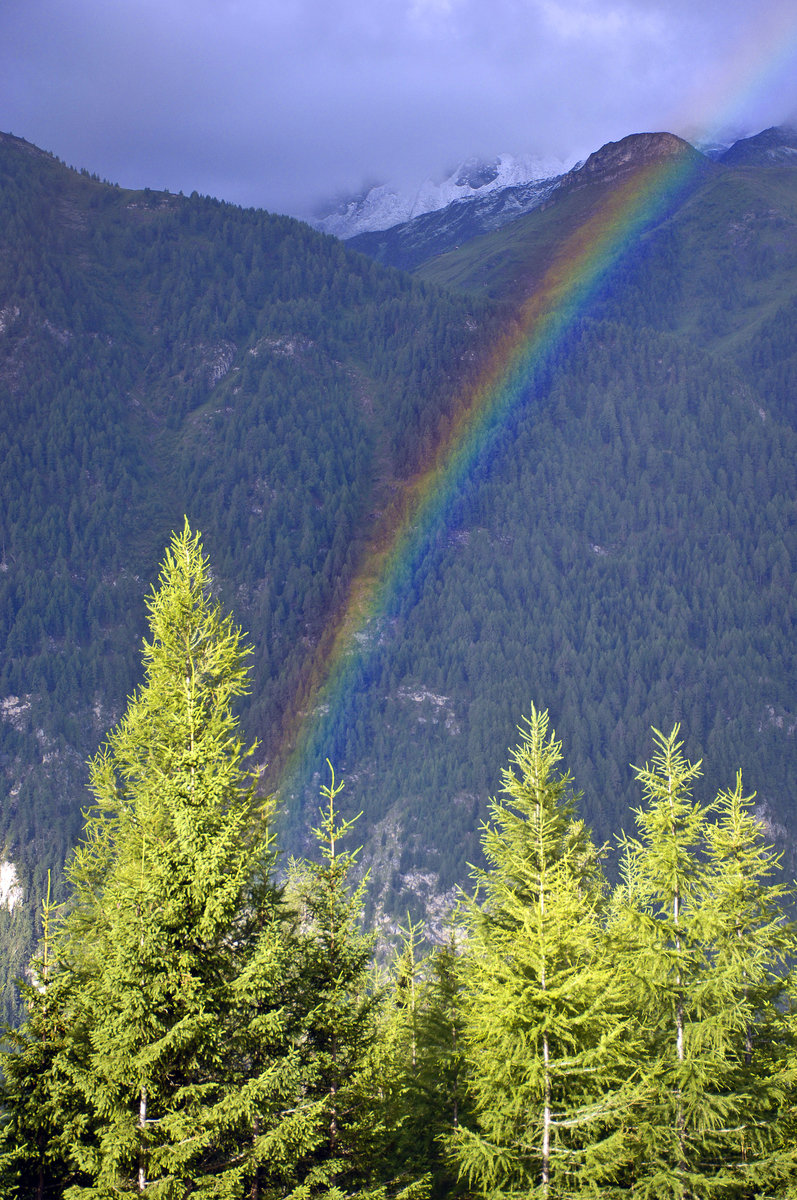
[2,526,795,1198]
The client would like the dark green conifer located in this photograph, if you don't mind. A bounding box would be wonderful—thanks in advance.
[379,930,468,1199]
[0,880,90,1198]
[287,766,429,1200]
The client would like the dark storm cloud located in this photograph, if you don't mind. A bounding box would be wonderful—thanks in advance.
[2,0,796,215]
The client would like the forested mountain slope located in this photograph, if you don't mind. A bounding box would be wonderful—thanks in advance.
[0,131,495,1017]
[307,131,797,929]
[0,127,796,1009]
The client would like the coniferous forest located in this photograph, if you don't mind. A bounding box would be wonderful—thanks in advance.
[2,525,796,1199]
[1,122,797,1197]
[1,127,795,1000]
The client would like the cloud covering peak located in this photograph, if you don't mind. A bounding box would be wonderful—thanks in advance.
[2,0,796,216]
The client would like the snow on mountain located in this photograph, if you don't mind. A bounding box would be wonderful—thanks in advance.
[311,151,577,239]
[695,140,733,161]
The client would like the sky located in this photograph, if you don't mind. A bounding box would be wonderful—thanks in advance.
[2,0,797,218]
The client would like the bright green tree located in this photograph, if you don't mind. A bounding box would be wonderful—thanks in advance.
[611,728,796,1200]
[2,525,323,1197]
[610,727,711,1200]
[287,766,429,1200]
[449,707,632,1199]
[703,774,796,1196]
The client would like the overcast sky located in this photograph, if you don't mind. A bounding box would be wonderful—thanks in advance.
[2,0,797,217]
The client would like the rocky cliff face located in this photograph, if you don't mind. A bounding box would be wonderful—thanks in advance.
[555,131,709,194]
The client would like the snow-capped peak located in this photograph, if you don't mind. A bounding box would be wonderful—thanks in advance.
[311,151,577,239]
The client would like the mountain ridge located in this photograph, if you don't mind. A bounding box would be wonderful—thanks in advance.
[344,131,706,278]
[346,128,796,279]
[720,124,797,166]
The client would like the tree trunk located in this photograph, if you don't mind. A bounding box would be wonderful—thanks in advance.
[673,824,686,1198]
[539,828,550,1198]
[542,1032,551,1197]
[138,1086,147,1193]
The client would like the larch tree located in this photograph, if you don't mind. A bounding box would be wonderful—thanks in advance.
[2,524,322,1197]
[698,773,794,1195]
[286,766,429,1200]
[609,727,711,1200]
[449,707,632,1200]
[611,727,796,1200]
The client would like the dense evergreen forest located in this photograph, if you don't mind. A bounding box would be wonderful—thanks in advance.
[0,128,796,1035]
[2,527,795,1198]
[0,131,498,1019]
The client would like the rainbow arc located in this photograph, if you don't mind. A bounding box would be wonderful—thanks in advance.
[275,2,797,798]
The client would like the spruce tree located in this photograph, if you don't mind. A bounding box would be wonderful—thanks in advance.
[377,930,468,1199]
[449,707,631,1199]
[371,916,427,1188]
[0,882,91,1199]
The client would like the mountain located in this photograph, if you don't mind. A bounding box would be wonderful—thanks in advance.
[333,129,797,902]
[345,174,562,273]
[304,127,797,930]
[343,133,709,277]
[1,126,797,1016]
[553,130,708,192]
[316,128,796,282]
[410,128,792,300]
[310,151,573,239]
[719,124,797,167]
[0,129,497,1017]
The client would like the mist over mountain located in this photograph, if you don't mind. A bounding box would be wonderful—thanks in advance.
[310,150,577,239]
[719,124,797,166]
[1,123,796,1020]
[336,132,712,275]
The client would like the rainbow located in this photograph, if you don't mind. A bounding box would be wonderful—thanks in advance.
[671,0,797,148]
[274,146,698,800]
[275,6,797,803]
